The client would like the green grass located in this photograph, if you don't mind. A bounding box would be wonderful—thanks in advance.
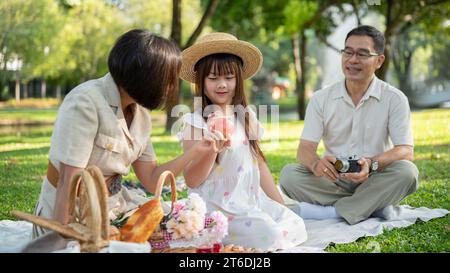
[0,108,448,252]
[0,108,58,124]
[0,107,167,125]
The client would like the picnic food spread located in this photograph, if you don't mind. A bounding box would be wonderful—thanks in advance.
[119,171,174,243]
[11,167,259,253]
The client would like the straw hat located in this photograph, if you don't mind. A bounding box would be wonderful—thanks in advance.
[180,32,263,83]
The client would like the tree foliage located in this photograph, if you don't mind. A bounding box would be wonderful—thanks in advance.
[33,0,128,85]
[363,0,450,80]
[210,0,343,119]
[0,0,448,110]
[0,0,62,85]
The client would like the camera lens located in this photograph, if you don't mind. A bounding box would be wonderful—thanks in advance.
[335,159,349,172]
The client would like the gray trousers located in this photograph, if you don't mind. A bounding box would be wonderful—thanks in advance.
[279,160,419,225]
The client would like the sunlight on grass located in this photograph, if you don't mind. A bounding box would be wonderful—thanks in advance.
[0,108,448,252]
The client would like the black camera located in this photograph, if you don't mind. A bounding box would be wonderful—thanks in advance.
[334,156,361,173]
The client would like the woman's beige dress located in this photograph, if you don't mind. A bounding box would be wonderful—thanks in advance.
[33,73,157,238]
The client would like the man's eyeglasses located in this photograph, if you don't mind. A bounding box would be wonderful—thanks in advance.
[340,49,380,60]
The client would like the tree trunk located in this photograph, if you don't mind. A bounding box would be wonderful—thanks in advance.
[23,83,28,99]
[298,31,307,120]
[376,0,393,81]
[291,33,302,120]
[401,57,412,95]
[171,0,182,46]
[165,0,220,132]
[41,79,46,98]
[351,0,362,26]
[56,85,61,100]
[1,52,10,98]
[165,0,182,132]
[392,34,413,97]
[15,79,20,102]
[376,37,391,80]
[183,0,219,49]
[291,31,307,120]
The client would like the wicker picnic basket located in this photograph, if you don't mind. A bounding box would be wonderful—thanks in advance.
[145,171,179,252]
[143,172,263,253]
[12,167,263,253]
[12,165,111,252]
[120,170,177,244]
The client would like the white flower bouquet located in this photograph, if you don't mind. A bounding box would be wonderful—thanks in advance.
[149,193,228,252]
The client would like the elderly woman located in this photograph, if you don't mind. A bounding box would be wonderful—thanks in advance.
[33,29,216,238]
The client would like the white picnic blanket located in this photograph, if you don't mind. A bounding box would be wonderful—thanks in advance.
[1,203,447,253]
[277,189,449,253]
[279,205,449,253]
[0,220,151,253]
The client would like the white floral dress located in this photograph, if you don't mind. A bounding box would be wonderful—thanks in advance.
[179,112,307,251]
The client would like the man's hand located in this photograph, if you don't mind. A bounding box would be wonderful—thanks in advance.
[340,157,370,183]
[311,155,339,182]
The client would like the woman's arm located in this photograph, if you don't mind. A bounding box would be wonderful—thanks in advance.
[54,163,83,224]
[258,157,284,205]
[133,126,225,192]
[133,140,210,193]
[182,143,217,188]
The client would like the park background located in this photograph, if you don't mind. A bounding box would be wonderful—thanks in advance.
[0,0,449,252]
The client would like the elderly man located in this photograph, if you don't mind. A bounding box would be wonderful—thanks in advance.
[279,25,419,225]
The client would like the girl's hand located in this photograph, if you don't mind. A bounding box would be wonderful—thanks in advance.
[192,130,229,155]
[207,130,229,153]
[193,133,218,154]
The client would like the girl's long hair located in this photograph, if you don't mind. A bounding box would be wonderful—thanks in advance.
[194,53,266,162]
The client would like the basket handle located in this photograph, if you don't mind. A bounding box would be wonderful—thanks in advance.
[153,171,177,208]
[67,166,109,242]
[85,166,109,240]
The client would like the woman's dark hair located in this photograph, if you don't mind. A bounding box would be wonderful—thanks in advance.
[345,25,385,54]
[108,29,181,110]
[194,53,266,162]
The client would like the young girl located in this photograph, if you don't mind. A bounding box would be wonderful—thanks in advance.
[178,33,307,251]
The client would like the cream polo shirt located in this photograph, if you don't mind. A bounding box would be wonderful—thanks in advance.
[48,73,157,178]
[301,76,413,158]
